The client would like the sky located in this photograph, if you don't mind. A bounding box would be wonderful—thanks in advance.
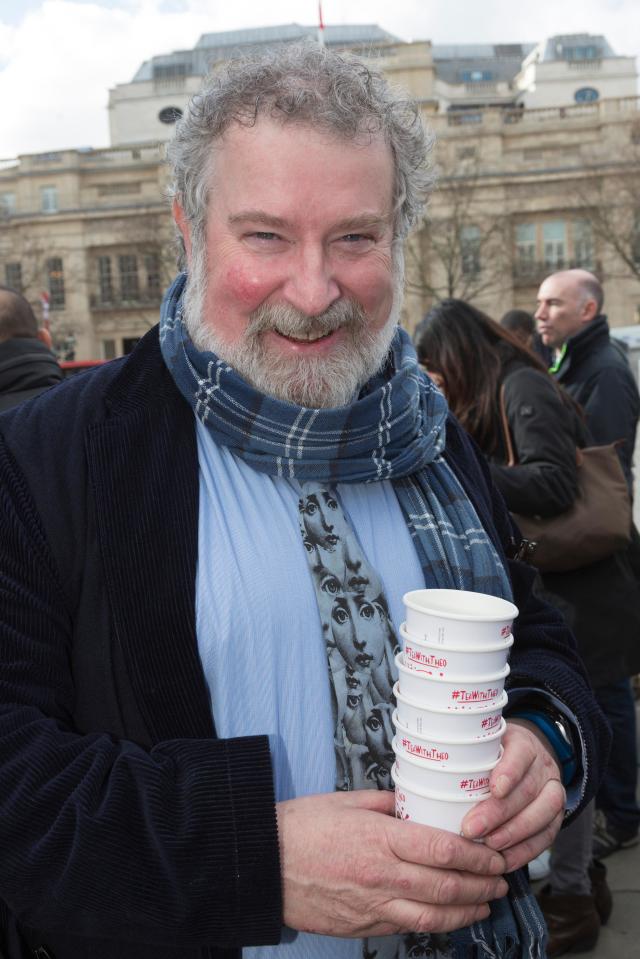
[1,0,640,158]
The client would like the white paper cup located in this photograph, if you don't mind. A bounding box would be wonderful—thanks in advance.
[400,622,513,678]
[403,589,518,649]
[393,711,505,767]
[394,682,507,739]
[395,767,481,832]
[395,653,509,710]
[393,740,502,797]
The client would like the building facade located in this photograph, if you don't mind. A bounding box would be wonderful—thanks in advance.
[0,25,639,358]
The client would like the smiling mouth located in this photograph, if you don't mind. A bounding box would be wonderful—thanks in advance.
[275,328,337,343]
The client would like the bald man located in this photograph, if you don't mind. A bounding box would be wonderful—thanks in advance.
[0,285,62,412]
[535,268,639,487]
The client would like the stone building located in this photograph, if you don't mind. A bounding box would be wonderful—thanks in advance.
[0,24,638,358]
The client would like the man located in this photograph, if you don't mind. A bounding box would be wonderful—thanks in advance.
[534,269,640,948]
[0,284,62,411]
[535,268,639,487]
[0,46,608,959]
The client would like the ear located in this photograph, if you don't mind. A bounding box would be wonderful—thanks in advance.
[36,327,53,350]
[581,297,599,324]
[172,198,193,266]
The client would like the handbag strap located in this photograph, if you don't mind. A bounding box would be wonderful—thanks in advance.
[498,384,517,467]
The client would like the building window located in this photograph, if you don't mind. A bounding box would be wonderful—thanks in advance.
[460,69,493,83]
[122,337,141,355]
[158,106,183,124]
[97,256,114,303]
[632,214,640,268]
[574,87,599,104]
[515,223,536,275]
[46,257,65,310]
[102,339,117,360]
[543,220,566,269]
[460,225,481,275]
[0,192,16,217]
[573,219,595,269]
[4,262,23,292]
[118,254,139,300]
[40,186,58,214]
[144,253,161,299]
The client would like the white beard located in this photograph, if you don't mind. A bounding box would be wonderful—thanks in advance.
[182,243,404,409]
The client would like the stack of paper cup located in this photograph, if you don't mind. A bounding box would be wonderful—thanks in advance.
[394,588,518,834]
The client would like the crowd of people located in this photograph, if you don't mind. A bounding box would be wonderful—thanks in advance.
[0,41,636,959]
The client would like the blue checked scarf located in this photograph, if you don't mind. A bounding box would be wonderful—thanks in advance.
[160,273,546,959]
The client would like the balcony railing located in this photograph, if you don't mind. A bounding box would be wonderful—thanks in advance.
[90,291,163,311]
[512,259,601,286]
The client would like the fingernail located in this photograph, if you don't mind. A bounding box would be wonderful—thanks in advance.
[488,831,509,851]
[463,816,487,839]
[489,853,505,873]
[493,775,511,797]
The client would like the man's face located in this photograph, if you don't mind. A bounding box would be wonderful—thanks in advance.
[535,274,591,350]
[175,118,399,407]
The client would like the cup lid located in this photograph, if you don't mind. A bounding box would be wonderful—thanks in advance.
[403,588,518,622]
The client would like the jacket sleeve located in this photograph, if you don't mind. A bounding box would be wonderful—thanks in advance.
[489,367,579,517]
[0,433,281,948]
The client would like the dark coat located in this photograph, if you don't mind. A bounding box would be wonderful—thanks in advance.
[0,328,609,959]
[554,315,640,489]
[0,337,63,412]
[489,362,640,687]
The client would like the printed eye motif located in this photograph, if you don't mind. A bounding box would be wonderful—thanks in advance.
[358,602,375,620]
[320,573,340,595]
[332,603,349,625]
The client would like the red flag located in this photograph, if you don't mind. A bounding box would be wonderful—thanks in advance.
[318,1,324,30]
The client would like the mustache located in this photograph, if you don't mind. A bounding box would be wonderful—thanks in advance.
[245,299,368,339]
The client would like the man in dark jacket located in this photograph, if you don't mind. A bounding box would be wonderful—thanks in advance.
[536,269,639,487]
[536,269,640,861]
[0,285,62,412]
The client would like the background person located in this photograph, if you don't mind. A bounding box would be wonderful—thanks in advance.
[0,45,609,959]
[0,284,62,412]
[415,298,640,956]
[500,308,552,366]
[536,269,640,863]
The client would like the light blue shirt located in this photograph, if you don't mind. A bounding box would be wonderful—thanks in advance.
[195,420,425,957]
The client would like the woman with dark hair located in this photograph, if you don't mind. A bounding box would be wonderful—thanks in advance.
[414,299,579,514]
[414,299,640,958]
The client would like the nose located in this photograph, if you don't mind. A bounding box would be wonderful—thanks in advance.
[534,303,546,322]
[282,244,341,316]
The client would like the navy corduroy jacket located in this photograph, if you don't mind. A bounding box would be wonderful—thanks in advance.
[0,328,609,959]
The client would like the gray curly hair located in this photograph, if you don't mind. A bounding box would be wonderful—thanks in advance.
[167,41,434,262]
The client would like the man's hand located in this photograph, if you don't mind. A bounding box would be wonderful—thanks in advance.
[461,720,566,872]
[277,790,508,938]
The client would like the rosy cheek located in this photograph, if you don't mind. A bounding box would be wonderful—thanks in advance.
[224,263,275,308]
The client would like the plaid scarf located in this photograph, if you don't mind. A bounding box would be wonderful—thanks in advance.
[160,273,545,959]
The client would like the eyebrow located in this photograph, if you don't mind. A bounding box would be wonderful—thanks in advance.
[227,210,391,232]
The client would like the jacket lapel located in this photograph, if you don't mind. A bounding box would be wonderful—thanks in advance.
[86,332,215,743]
